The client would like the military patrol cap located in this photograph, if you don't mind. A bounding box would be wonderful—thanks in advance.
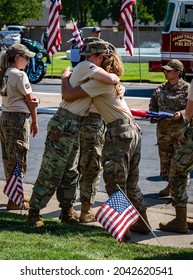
[83,37,104,46]
[80,41,115,56]
[108,43,117,53]
[92,26,101,33]
[162,59,184,72]
[81,37,104,54]
[6,43,36,58]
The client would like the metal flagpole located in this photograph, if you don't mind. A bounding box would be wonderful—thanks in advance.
[135,1,142,83]
[51,55,54,79]
[117,185,163,246]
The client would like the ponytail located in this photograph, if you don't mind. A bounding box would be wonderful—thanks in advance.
[0,50,10,90]
[101,53,124,77]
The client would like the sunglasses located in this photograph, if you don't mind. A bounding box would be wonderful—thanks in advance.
[164,69,177,73]
[19,55,29,61]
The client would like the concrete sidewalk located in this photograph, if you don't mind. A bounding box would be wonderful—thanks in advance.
[1,180,193,249]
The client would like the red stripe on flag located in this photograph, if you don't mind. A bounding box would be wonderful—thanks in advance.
[120,0,136,56]
[48,0,62,56]
[3,159,24,210]
[72,24,83,50]
[95,190,139,242]
[111,208,139,241]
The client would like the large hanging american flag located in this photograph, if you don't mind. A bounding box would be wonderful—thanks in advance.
[120,0,136,56]
[95,190,139,242]
[48,0,62,56]
[72,23,83,50]
[3,159,24,210]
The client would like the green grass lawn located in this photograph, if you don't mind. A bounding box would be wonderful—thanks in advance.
[0,212,193,260]
[45,52,165,84]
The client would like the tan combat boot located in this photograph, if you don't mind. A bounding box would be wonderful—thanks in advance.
[159,184,170,197]
[159,207,188,233]
[7,199,29,210]
[60,206,81,225]
[28,209,44,227]
[130,210,151,234]
[59,207,80,220]
[73,209,81,219]
[187,219,193,230]
[80,202,97,223]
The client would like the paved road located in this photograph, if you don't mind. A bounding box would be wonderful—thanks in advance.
[31,78,157,98]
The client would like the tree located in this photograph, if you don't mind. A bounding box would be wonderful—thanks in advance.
[60,0,95,27]
[107,0,169,25]
[141,0,169,24]
[61,0,169,27]
[0,0,44,29]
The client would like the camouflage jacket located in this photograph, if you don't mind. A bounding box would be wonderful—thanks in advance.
[149,79,190,113]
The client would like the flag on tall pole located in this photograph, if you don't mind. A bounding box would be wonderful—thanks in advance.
[120,0,136,56]
[72,22,83,50]
[95,190,139,242]
[48,0,62,56]
[3,158,24,210]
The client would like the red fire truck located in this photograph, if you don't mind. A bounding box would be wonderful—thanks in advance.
[149,0,193,81]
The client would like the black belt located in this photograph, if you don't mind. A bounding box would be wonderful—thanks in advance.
[58,108,84,122]
[88,112,101,119]
[107,118,133,129]
[2,111,30,118]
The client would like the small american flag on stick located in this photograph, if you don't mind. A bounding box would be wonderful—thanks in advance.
[95,190,139,242]
[72,22,83,50]
[120,0,136,56]
[3,158,24,210]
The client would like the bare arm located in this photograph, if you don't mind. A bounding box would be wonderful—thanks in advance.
[185,99,193,121]
[93,68,120,84]
[61,77,87,101]
[25,93,39,137]
[61,64,119,101]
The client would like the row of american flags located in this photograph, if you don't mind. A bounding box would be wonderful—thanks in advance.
[3,0,138,243]
[47,0,136,58]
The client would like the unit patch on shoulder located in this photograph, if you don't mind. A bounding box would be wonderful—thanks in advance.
[25,83,31,90]
[89,64,97,69]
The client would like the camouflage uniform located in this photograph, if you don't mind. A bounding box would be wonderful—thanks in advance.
[79,113,105,203]
[149,79,190,181]
[29,108,83,210]
[169,124,193,207]
[0,111,30,180]
[57,112,105,204]
[77,41,150,233]
[102,119,146,212]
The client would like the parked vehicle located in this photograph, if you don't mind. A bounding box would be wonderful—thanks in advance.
[0,25,25,41]
[149,0,193,81]
[2,33,21,47]
[21,37,47,84]
[6,25,25,32]
[0,38,7,51]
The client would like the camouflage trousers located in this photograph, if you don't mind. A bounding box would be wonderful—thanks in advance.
[157,119,185,181]
[30,108,82,210]
[79,113,105,203]
[0,111,30,180]
[102,118,146,212]
[169,125,193,208]
[57,113,105,204]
